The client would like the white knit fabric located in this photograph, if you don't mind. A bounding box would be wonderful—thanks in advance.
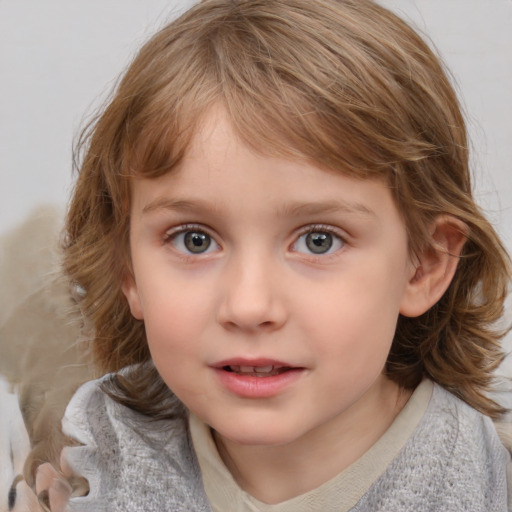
[62,375,510,511]
[190,380,433,512]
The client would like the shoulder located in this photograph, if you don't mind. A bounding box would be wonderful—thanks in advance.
[427,384,511,509]
[63,373,187,449]
[355,382,510,511]
[407,383,509,509]
[62,374,211,512]
[427,383,508,464]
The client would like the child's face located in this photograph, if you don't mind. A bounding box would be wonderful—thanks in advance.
[123,107,417,448]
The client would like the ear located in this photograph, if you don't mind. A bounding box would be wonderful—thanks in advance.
[121,273,144,320]
[399,215,468,318]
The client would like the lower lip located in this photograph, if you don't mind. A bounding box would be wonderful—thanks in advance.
[213,368,304,398]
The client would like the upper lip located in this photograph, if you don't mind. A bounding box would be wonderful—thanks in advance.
[211,358,299,369]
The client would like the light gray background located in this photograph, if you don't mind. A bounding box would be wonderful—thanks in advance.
[0,1,510,500]
[0,1,511,363]
[1,0,511,243]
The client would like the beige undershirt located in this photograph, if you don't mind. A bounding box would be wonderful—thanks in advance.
[189,379,433,512]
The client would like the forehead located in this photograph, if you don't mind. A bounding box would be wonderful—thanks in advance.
[130,107,401,230]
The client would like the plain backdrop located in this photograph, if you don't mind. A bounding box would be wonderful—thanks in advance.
[0,0,511,239]
[0,1,511,363]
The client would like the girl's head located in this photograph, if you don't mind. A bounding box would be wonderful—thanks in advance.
[65,0,510,418]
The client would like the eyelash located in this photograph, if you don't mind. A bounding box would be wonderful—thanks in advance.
[164,224,209,238]
[292,224,347,258]
[163,224,220,257]
[163,223,347,258]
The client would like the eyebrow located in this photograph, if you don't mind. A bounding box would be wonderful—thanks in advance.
[277,200,376,218]
[143,198,208,214]
[142,197,376,218]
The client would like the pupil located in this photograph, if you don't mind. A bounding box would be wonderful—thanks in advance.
[306,232,332,254]
[185,232,210,253]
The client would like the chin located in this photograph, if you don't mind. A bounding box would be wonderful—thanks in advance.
[213,420,305,447]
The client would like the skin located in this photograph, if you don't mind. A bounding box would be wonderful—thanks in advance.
[121,107,466,503]
[14,460,72,512]
[32,107,466,508]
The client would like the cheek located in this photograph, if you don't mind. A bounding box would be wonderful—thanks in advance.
[139,280,213,359]
[298,262,406,364]
[142,300,201,395]
[144,302,200,350]
[140,289,216,406]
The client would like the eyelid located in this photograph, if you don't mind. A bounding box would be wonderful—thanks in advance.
[163,223,212,240]
[290,223,348,258]
[163,223,221,256]
[295,223,348,241]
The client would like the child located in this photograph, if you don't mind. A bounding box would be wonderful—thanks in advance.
[32,0,512,510]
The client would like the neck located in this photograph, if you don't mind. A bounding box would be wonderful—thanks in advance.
[213,377,411,504]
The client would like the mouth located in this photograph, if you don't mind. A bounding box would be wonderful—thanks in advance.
[211,359,305,398]
[212,358,304,377]
[222,365,297,377]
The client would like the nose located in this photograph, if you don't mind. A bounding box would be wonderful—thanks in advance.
[216,251,288,333]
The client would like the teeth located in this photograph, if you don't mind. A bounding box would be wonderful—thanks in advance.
[254,365,274,373]
[228,365,276,373]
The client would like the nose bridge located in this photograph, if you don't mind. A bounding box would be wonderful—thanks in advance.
[218,245,286,331]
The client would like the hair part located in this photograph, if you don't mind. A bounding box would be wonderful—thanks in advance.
[65,0,511,419]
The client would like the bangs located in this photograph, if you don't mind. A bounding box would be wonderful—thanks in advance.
[119,0,439,183]
[66,0,511,421]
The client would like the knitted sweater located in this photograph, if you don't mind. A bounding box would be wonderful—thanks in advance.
[62,377,510,512]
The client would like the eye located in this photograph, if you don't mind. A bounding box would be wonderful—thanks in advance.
[293,229,344,255]
[167,228,220,255]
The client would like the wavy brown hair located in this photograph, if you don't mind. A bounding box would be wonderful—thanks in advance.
[64,0,511,419]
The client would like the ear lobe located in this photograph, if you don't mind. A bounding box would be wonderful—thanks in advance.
[121,274,144,320]
[399,215,468,318]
